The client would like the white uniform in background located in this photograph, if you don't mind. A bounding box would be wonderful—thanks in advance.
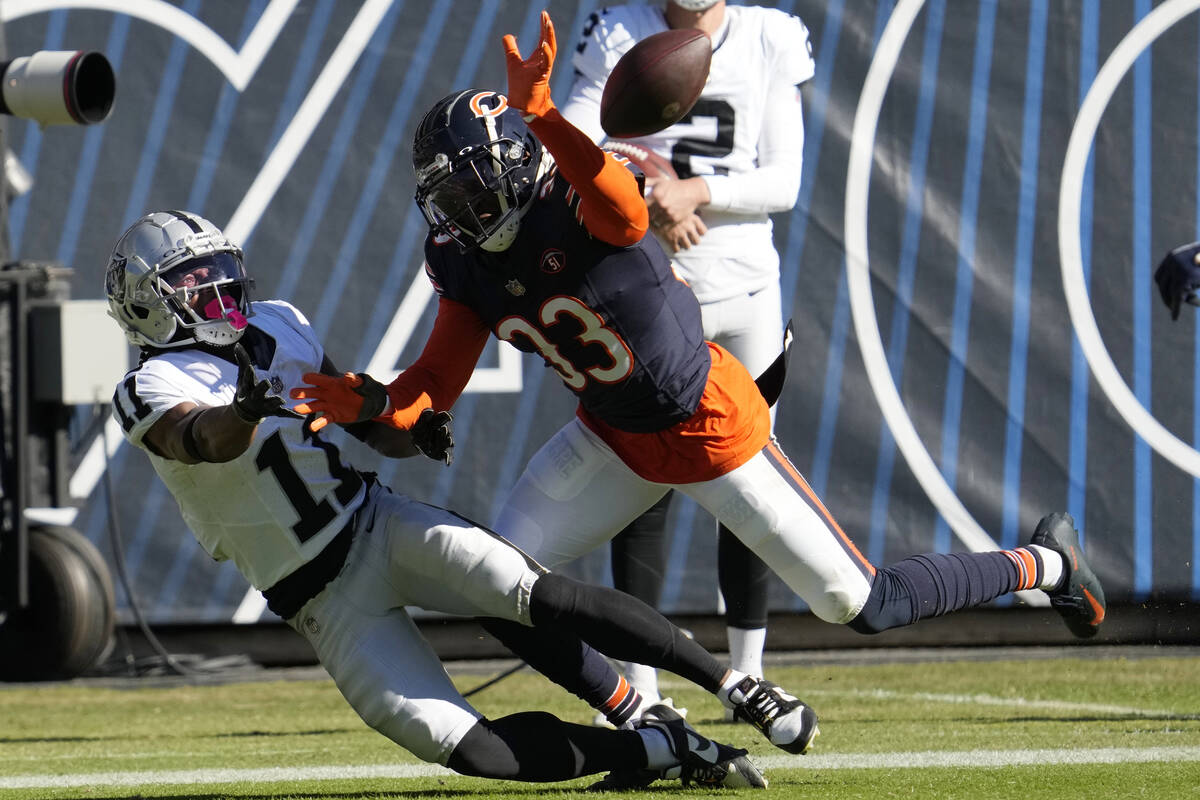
[562,4,814,364]
[560,3,815,688]
[113,300,541,765]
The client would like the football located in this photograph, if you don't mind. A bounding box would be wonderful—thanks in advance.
[600,28,711,139]
[604,140,678,182]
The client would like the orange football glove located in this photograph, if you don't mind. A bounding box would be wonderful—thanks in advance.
[502,9,556,119]
[290,371,388,433]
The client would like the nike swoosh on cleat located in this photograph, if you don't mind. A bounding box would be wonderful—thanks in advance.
[687,733,718,762]
[1083,588,1105,623]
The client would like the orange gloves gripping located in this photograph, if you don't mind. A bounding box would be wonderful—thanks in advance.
[290,371,388,432]
[502,10,557,119]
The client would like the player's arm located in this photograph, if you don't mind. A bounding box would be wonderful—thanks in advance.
[144,344,298,464]
[503,11,648,246]
[314,355,419,459]
[143,401,255,465]
[703,76,805,214]
[291,297,488,431]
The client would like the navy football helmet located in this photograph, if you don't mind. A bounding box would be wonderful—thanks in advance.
[412,89,550,253]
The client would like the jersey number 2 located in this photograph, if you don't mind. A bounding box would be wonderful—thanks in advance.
[671,98,735,179]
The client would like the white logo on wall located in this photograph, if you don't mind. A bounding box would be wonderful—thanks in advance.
[844,0,1200,599]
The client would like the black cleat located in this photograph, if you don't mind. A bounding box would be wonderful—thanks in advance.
[727,676,820,754]
[1032,511,1106,638]
[588,702,767,790]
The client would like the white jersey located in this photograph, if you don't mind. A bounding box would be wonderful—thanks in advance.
[111,300,367,591]
[563,4,814,302]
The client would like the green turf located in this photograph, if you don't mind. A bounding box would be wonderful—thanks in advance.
[2,652,1198,799]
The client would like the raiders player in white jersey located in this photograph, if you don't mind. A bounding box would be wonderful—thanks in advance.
[560,0,813,709]
[105,210,839,789]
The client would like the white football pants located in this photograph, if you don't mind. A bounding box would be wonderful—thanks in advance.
[290,487,540,765]
[495,418,875,626]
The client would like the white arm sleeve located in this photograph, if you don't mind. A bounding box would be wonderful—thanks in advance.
[702,77,805,215]
[559,72,609,145]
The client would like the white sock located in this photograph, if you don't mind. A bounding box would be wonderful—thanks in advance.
[717,669,751,708]
[624,662,660,704]
[1028,543,1065,591]
[639,727,677,770]
[727,626,767,676]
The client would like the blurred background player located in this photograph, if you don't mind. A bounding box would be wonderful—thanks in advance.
[1155,240,1200,319]
[106,209,784,790]
[293,11,1107,757]
[559,0,814,706]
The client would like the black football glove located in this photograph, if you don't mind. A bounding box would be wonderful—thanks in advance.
[1155,241,1200,320]
[345,372,389,423]
[231,343,304,423]
[411,408,454,465]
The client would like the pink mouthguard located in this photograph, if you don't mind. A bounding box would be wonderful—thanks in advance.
[203,296,248,330]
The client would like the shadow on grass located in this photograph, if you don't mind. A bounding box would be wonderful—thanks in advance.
[0,727,361,744]
[212,728,360,738]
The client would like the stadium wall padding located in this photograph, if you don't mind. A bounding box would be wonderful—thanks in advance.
[3,0,1199,624]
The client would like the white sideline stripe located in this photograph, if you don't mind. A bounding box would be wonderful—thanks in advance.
[4,747,1198,789]
[807,687,1200,720]
[0,764,453,790]
[757,746,1200,770]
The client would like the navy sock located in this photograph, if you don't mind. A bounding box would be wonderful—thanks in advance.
[478,617,642,726]
[848,550,1031,634]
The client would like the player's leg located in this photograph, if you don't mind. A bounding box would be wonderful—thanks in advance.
[359,483,694,733]
[295,584,659,781]
[680,439,1104,636]
[494,418,668,568]
[608,491,672,706]
[717,527,770,675]
[487,419,704,718]
[611,493,670,608]
[295,493,743,783]
[704,284,783,681]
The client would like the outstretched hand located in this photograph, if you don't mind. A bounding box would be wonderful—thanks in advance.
[411,408,454,465]
[290,371,388,432]
[231,343,303,423]
[1155,241,1200,320]
[502,9,556,119]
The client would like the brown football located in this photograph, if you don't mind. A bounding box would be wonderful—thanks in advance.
[604,140,678,180]
[600,28,711,139]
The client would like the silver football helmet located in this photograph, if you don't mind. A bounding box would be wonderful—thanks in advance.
[104,210,253,348]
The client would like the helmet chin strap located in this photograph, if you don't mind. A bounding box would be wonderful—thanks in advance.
[479,148,554,253]
[480,217,521,252]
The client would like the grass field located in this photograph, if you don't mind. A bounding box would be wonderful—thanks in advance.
[2,647,1198,799]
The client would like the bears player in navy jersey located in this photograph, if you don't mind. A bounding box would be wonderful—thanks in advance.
[107,210,815,790]
[560,0,815,708]
[293,11,1108,754]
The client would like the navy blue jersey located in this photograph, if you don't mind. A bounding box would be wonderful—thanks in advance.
[424,164,710,433]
